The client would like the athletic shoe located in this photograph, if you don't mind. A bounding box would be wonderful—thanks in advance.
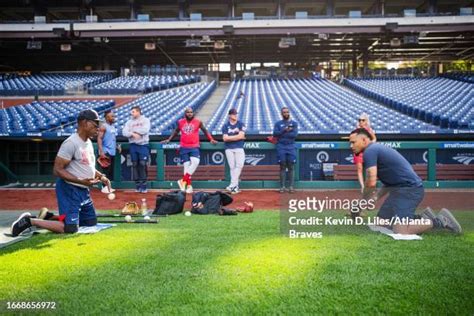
[289,187,295,194]
[437,208,462,233]
[225,185,233,192]
[101,186,115,194]
[177,179,187,192]
[38,208,54,220]
[420,207,436,221]
[11,212,33,237]
[279,187,286,193]
[231,186,240,195]
[140,188,148,194]
[186,185,193,194]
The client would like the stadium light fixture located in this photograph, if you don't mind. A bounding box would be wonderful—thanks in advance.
[186,39,201,47]
[318,33,329,40]
[390,38,401,47]
[419,31,428,38]
[144,42,156,50]
[214,41,225,49]
[60,44,72,51]
[26,40,42,50]
[280,37,296,46]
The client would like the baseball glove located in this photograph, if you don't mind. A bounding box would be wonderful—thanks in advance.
[266,136,278,144]
[121,202,140,215]
[97,156,111,168]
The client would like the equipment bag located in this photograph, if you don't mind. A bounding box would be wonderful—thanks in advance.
[153,191,186,215]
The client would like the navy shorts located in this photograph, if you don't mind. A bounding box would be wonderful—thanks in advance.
[55,179,97,227]
[378,186,424,220]
[130,143,150,162]
[277,145,297,164]
[180,147,200,164]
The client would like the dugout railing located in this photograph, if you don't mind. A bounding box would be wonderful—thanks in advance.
[105,141,474,189]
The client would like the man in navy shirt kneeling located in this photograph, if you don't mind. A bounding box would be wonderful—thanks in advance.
[349,128,462,235]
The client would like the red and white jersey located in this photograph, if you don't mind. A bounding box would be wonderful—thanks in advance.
[178,118,201,148]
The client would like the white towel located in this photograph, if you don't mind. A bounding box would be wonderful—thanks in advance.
[368,225,423,240]
[77,223,116,234]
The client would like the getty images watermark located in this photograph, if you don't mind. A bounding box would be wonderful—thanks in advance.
[280,193,379,238]
[280,191,433,238]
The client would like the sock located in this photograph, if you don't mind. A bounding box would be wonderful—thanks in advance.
[183,173,191,185]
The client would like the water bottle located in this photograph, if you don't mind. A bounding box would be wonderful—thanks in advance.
[141,198,148,215]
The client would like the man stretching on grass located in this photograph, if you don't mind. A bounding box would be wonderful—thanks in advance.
[10,109,110,236]
[161,107,218,194]
[349,128,462,235]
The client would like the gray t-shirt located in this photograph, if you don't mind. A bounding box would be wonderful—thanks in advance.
[57,133,96,188]
[122,115,150,145]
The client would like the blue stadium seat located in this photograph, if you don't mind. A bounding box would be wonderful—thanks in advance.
[207,78,439,135]
[89,75,200,95]
[0,73,114,96]
[344,77,473,131]
[0,100,114,136]
[49,81,215,136]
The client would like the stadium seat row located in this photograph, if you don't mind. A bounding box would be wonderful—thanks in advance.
[0,73,113,96]
[207,78,438,135]
[47,81,216,137]
[89,75,199,95]
[0,100,115,136]
[344,77,473,129]
[441,71,474,84]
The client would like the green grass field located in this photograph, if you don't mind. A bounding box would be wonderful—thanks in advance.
[1,211,473,315]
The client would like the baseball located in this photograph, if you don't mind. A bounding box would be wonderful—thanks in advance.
[107,192,115,200]
[125,215,132,222]
[144,215,151,221]
[185,211,192,217]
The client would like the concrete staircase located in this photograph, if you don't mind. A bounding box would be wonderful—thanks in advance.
[197,83,229,125]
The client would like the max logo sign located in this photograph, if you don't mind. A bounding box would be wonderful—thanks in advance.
[380,142,401,149]
[244,143,260,149]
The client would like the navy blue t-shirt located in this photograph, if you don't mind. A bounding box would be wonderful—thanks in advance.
[363,143,422,187]
[222,121,246,149]
[273,119,298,145]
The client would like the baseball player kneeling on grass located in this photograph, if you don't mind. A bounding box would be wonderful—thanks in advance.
[349,128,462,235]
[10,109,110,236]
